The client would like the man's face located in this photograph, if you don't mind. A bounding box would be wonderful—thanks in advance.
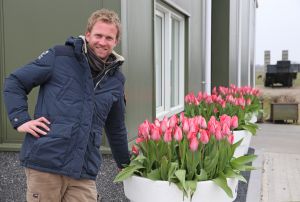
[85,21,118,61]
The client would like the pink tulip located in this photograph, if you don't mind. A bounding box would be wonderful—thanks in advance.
[227,134,234,144]
[187,131,196,140]
[213,108,218,114]
[230,115,238,130]
[197,116,207,129]
[226,95,234,104]
[189,118,199,134]
[132,145,139,155]
[150,125,161,141]
[214,126,222,140]
[246,98,251,105]
[217,95,223,102]
[219,86,228,95]
[154,118,160,127]
[163,128,172,142]
[179,112,185,123]
[169,114,178,128]
[221,100,226,108]
[138,120,150,140]
[212,87,217,95]
[174,126,183,142]
[238,97,245,107]
[220,114,231,128]
[197,91,203,101]
[234,98,239,106]
[211,94,216,101]
[160,116,169,133]
[230,84,237,90]
[136,137,145,144]
[182,119,190,134]
[222,123,231,136]
[189,137,199,152]
[205,96,213,104]
[208,116,217,135]
[185,92,196,104]
[200,130,209,144]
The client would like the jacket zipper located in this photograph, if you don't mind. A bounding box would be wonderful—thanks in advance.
[83,53,119,91]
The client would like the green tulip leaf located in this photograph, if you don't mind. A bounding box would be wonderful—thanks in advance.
[196,169,208,181]
[224,167,247,183]
[212,176,233,198]
[114,164,145,182]
[242,124,257,135]
[168,162,178,181]
[147,168,161,180]
[160,156,169,180]
[231,154,257,165]
[230,162,256,171]
[186,180,197,197]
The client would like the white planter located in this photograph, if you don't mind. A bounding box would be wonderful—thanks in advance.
[123,175,238,202]
[233,130,252,157]
[249,114,257,123]
[245,112,258,123]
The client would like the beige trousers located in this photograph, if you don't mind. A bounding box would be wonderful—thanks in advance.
[25,168,98,202]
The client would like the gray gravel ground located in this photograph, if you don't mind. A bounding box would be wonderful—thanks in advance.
[0,150,252,202]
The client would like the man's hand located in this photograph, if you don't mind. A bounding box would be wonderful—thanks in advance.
[17,117,51,138]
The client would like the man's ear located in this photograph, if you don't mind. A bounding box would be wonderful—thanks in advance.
[85,32,90,42]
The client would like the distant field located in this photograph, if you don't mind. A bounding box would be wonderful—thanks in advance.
[255,71,300,87]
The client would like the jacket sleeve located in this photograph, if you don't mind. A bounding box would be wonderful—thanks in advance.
[104,94,130,169]
[3,48,55,129]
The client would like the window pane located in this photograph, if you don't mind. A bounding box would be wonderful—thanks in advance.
[155,15,163,108]
[171,18,180,107]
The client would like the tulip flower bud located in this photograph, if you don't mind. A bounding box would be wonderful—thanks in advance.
[189,137,199,152]
[132,145,139,155]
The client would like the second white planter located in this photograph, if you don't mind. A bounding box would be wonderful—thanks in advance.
[233,130,252,157]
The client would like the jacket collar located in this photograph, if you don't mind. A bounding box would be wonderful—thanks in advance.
[65,35,125,64]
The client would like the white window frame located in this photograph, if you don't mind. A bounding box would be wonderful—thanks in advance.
[155,4,185,120]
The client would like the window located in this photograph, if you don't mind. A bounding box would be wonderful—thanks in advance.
[155,4,185,119]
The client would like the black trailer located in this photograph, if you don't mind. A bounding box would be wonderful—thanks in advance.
[264,60,298,87]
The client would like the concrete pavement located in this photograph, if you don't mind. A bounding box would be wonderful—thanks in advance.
[248,123,300,202]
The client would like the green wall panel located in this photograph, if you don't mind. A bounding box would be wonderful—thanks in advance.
[123,0,154,143]
[211,0,230,89]
[0,0,101,150]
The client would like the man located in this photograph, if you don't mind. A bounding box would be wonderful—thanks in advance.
[3,9,130,201]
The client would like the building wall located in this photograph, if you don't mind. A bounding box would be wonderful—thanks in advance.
[121,0,155,142]
[249,0,257,87]
[0,0,256,149]
[229,0,242,86]
[189,0,206,93]
[211,0,230,88]
[240,0,251,86]
[211,0,257,89]
[0,0,103,150]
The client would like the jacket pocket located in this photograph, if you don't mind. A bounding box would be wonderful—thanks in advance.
[28,123,74,168]
[86,131,102,175]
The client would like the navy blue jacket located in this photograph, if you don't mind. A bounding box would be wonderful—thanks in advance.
[3,37,130,180]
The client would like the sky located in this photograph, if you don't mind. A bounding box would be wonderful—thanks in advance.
[256,0,300,65]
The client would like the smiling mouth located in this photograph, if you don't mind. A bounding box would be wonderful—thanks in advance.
[97,47,108,51]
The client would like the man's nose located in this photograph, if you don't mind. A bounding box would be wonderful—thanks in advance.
[98,37,107,45]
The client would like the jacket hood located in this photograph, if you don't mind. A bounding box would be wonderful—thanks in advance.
[65,36,125,63]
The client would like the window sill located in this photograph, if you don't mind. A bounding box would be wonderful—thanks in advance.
[156,105,184,120]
